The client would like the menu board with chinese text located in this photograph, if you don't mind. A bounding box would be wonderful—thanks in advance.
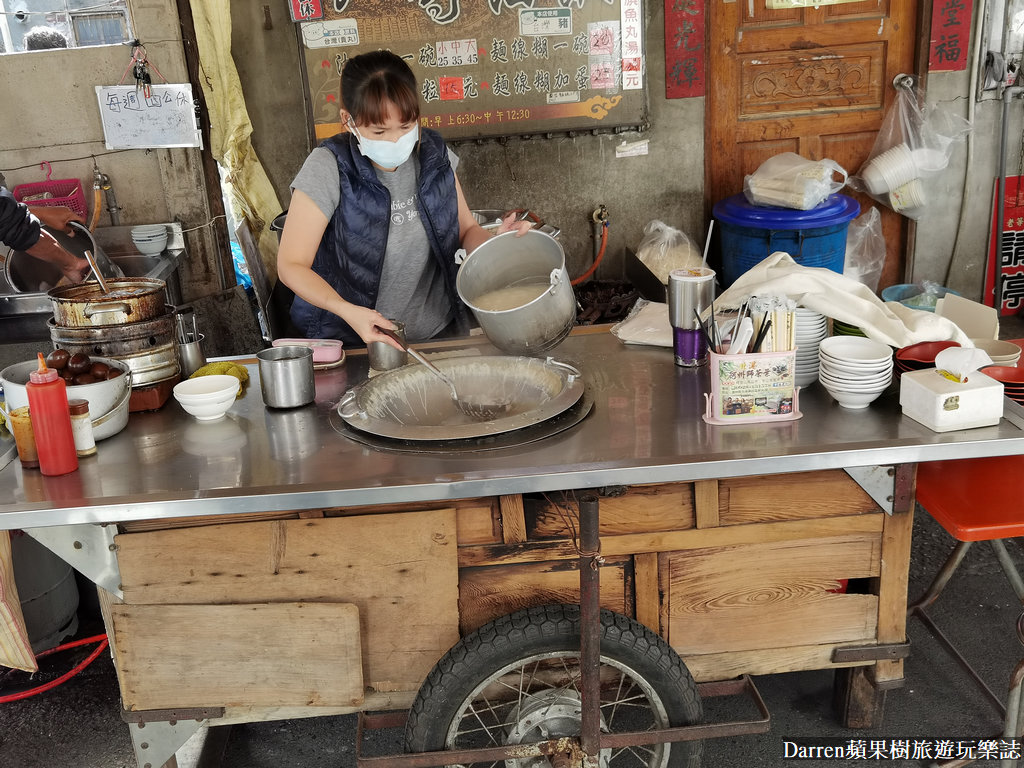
[299,0,647,142]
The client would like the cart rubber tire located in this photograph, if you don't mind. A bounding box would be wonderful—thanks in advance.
[404,603,703,768]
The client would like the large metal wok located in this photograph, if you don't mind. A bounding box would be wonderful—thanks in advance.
[338,356,584,441]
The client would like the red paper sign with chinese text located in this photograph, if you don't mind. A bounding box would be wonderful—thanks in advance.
[289,0,324,22]
[985,176,1024,316]
[928,0,972,72]
[664,0,705,98]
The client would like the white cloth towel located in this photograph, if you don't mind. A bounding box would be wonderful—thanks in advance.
[715,253,971,348]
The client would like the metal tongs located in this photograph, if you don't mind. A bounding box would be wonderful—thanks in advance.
[175,306,200,344]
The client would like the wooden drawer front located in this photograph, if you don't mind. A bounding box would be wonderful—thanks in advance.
[719,470,878,526]
[525,485,695,539]
[458,556,630,635]
[110,602,363,711]
[663,534,880,656]
[115,508,459,694]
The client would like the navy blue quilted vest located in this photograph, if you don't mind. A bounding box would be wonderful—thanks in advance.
[289,128,464,343]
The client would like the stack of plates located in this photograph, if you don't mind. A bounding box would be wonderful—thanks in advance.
[794,307,827,387]
[894,340,960,377]
[982,366,1024,405]
[970,338,1022,367]
[831,319,867,338]
[818,336,894,409]
[131,224,168,255]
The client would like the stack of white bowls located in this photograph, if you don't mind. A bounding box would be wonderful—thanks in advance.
[131,224,168,255]
[818,336,893,409]
[794,307,827,387]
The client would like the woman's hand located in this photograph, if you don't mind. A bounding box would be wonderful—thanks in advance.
[496,211,532,237]
[346,307,405,350]
[29,205,84,234]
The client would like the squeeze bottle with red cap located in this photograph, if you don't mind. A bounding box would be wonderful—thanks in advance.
[26,353,78,476]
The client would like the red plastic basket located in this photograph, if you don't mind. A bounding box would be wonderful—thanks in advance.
[12,162,88,219]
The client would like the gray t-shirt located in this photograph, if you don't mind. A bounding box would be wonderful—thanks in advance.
[291,145,459,342]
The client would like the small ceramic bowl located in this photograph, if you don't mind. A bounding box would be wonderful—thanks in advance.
[173,375,239,420]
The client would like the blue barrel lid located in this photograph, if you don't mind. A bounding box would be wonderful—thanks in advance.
[712,193,860,229]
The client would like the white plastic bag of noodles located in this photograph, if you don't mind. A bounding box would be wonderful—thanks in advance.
[743,152,848,210]
[849,81,972,220]
[634,220,702,284]
[843,207,886,293]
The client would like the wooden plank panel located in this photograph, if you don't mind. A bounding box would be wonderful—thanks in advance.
[526,485,694,539]
[684,643,873,683]
[111,602,363,711]
[634,552,660,634]
[116,509,459,694]
[666,536,880,654]
[456,503,500,546]
[693,480,719,529]
[460,513,884,567]
[500,495,527,544]
[458,557,628,635]
[872,470,915,684]
[719,470,878,525]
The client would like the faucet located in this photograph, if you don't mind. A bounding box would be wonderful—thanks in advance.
[93,168,122,226]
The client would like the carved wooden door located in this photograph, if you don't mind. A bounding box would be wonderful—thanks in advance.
[706,1,921,289]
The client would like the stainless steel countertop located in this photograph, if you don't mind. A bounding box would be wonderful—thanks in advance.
[1,328,1022,530]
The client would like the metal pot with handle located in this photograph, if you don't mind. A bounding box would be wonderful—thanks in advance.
[48,277,167,327]
[456,230,576,356]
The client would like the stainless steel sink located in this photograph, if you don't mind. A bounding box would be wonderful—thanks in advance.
[0,223,185,342]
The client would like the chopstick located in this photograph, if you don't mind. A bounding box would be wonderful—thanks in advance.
[693,309,715,352]
[751,317,773,353]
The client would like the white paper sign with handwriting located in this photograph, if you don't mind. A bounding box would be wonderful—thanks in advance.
[95,84,203,150]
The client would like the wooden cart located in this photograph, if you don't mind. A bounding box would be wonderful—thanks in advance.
[3,328,1022,767]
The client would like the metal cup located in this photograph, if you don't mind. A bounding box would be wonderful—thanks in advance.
[668,267,715,367]
[257,346,315,409]
[177,333,206,378]
[368,321,408,371]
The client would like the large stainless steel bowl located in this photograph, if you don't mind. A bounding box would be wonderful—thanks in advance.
[338,355,584,441]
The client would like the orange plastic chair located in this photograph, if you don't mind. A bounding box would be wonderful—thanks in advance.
[910,455,1024,765]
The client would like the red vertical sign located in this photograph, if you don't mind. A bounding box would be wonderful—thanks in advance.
[986,176,1024,316]
[289,0,324,22]
[664,0,705,99]
[928,0,972,72]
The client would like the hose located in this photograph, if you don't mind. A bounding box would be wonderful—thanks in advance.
[572,220,609,286]
[0,634,109,704]
[89,187,102,232]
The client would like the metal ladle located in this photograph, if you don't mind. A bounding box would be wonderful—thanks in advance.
[83,249,110,295]
[374,326,512,420]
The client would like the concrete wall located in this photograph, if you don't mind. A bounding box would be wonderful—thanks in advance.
[919,72,1022,302]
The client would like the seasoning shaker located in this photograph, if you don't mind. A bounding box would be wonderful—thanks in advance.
[67,399,97,457]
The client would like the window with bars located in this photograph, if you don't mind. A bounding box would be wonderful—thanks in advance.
[0,0,131,53]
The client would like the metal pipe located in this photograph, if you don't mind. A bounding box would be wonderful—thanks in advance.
[577,493,601,765]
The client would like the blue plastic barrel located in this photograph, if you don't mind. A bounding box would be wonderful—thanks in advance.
[712,193,860,287]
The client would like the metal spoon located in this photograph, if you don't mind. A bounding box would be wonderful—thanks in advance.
[374,326,511,420]
[83,249,110,294]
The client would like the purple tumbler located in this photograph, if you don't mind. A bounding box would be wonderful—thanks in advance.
[668,267,715,367]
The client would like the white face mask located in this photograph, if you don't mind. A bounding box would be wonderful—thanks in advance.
[350,122,419,169]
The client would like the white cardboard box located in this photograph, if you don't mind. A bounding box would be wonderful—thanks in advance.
[899,368,1004,432]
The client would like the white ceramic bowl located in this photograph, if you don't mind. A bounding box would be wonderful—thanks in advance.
[131,224,166,235]
[819,336,894,365]
[172,375,239,420]
[818,371,892,392]
[818,356,892,377]
[132,234,168,255]
[970,338,1022,365]
[822,384,885,409]
[1,356,132,440]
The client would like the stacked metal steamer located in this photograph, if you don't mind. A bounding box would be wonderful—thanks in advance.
[46,230,181,411]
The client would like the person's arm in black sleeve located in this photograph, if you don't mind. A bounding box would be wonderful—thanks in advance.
[0,185,42,251]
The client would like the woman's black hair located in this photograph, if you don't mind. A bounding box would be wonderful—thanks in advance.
[341,50,420,125]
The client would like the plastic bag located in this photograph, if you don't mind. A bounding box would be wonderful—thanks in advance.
[743,152,847,210]
[634,220,701,284]
[843,207,886,293]
[849,81,971,220]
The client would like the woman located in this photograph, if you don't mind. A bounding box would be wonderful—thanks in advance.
[278,50,526,348]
